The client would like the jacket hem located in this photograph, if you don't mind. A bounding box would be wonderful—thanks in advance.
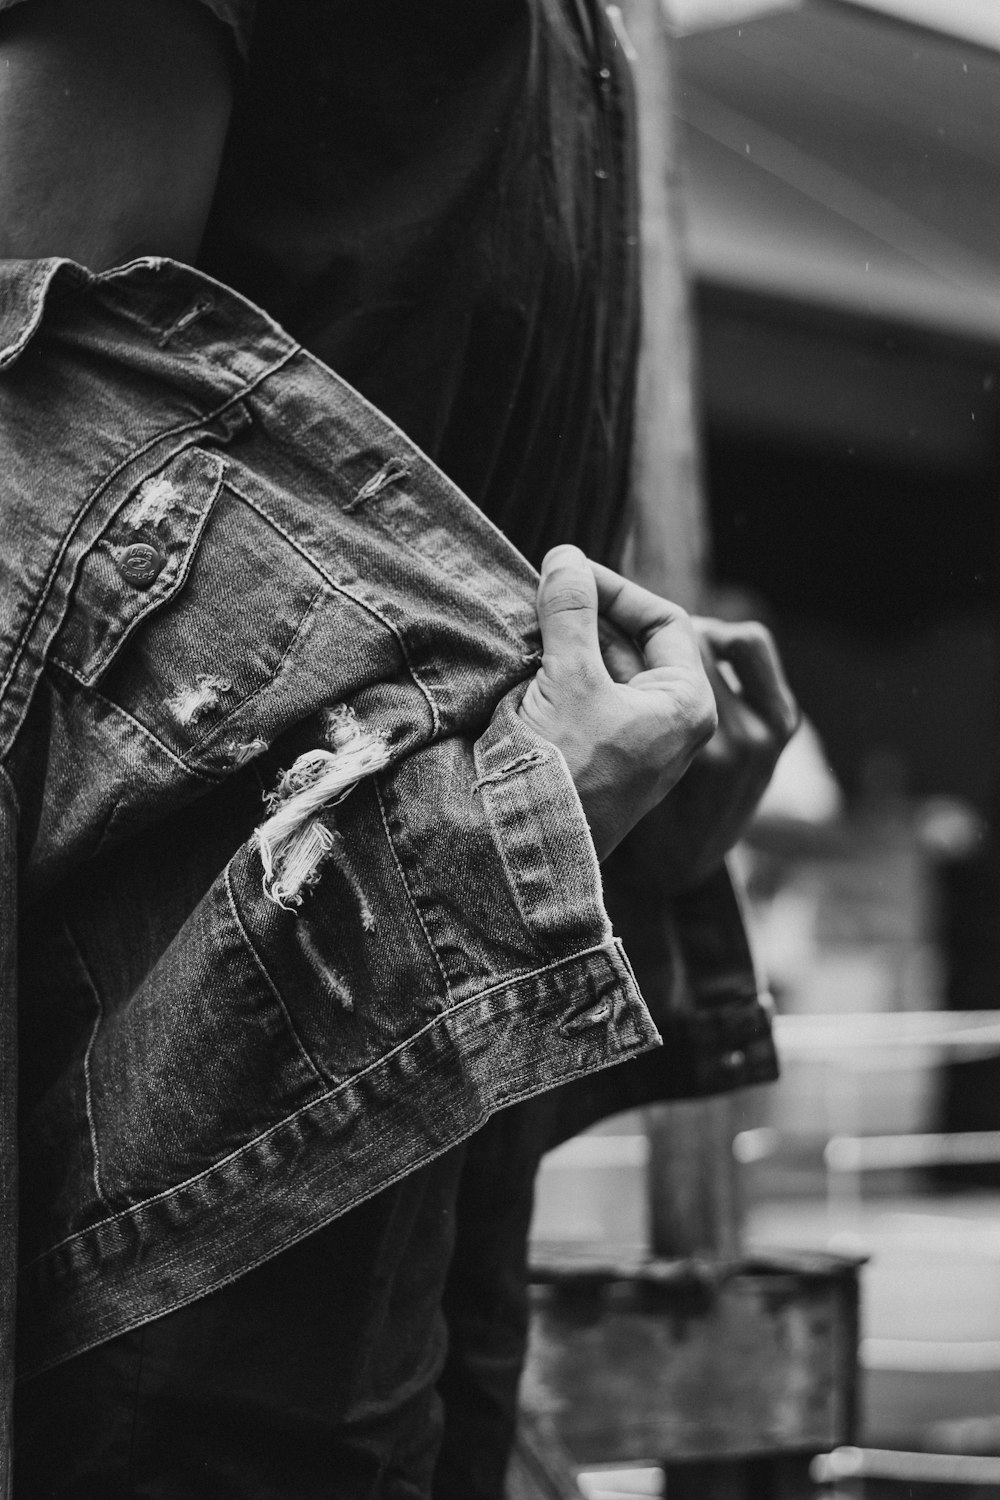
[18,937,656,1377]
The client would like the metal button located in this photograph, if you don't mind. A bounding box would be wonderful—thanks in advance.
[118,542,166,588]
[721,1048,747,1072]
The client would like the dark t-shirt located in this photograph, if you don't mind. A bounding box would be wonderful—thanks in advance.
[197,0,639,567]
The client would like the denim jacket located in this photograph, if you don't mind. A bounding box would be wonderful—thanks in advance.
[0,254,776,1487]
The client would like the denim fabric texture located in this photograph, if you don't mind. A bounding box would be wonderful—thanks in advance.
[13,1103,561,1499]
[0,254,667,1404]
[14,1149,467,1499]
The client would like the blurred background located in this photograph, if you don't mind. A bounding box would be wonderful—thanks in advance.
[529,1,1000,1492]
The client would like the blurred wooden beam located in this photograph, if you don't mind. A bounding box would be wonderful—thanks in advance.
[619,0,708,608]
[618,0,743,1262]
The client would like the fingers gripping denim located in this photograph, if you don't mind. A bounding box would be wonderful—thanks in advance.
[0,258,658,1410]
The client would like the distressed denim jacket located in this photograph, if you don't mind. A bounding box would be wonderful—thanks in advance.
[0,254,776,1485]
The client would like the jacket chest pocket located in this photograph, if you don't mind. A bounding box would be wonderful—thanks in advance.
[48,444,325,773]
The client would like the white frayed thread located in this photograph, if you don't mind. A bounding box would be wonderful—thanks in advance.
[167,674,233,726]
[254,718,390,908]
[126,475,177,530]
[223,736,268,767]
[322,703,370,749]
[261,816,338,910]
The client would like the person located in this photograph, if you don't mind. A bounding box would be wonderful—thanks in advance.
[0,1,798,1494]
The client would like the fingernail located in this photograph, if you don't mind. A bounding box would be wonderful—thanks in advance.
[542,544,586,573]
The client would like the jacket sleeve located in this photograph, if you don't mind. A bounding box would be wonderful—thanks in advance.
[0,255,660,1390]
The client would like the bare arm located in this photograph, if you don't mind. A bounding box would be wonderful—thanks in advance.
[0,0,233,269]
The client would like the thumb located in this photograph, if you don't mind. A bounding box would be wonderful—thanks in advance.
[536,545,605,679]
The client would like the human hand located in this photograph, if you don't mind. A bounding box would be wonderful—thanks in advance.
[517,546,718,859]
[604,610,800,891]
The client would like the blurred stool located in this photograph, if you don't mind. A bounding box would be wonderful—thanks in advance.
[517,1247,863,1500]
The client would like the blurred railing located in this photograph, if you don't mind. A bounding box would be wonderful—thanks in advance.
[757,1011,1000,1493]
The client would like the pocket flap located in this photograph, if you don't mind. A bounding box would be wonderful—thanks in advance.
[51,446,225,688]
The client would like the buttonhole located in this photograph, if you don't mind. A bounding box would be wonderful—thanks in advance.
[156,294,215,348]
[561,999,612,1035]
[473,749,546,794]
[344,456,411,512]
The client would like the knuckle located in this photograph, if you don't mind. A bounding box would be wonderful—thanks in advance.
[782,700,802,741]
[704,733,734,769]
[545,581,593,615]
[691,688,718,743]
[649,603,693,649]
[743,716,776,755]
[742,619,773,651]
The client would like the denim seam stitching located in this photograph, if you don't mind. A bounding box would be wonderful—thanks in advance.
[0,259,56,367]
[374,776,453,1002]
[297,347,540,590]
[349,492,532,660]
[224,476,442,738]
[54,576,324,782]
[23,940,628,1268]
[475,712,609,948]
[223,863,328,1089]
[0,759,20,820]
[48,451,228,689]
[62,922,113,1213]
[20,1032,652,1382]
[473,764,558,960]
[0,350,298,747]
[177,579,327,756]
[71,683,218,784]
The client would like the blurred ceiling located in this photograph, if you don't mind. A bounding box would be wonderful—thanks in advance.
[838,0,1000,52]
[666,0,1000,49]
[673,0,1000,342]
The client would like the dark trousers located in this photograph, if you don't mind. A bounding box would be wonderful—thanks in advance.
[15,1103,550,1500]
